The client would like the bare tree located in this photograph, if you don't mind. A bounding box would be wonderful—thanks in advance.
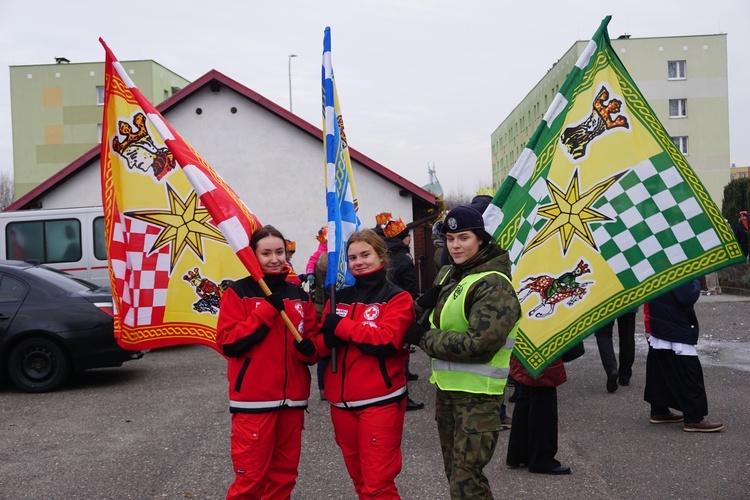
[0,171,14,210]
[442,185,473,209]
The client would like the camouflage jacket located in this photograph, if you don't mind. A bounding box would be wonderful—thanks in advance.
[418,244,521,367]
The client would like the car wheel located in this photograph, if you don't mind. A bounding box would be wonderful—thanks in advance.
[8,337,70,393]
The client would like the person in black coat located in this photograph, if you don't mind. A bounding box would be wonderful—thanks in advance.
[376,213,424,411]
[733,211,749,257]
[644,278,724,432]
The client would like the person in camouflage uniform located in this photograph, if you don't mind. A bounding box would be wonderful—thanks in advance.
[405,206,521,499]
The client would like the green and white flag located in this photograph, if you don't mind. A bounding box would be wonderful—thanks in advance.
[484,16,743,376]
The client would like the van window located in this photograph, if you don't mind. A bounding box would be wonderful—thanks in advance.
[93,216,107,260]
[5,219,82,264]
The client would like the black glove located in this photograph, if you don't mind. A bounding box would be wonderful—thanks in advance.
[264,292,284,312]
[293,338,316,357]
[404,321,428,345]
[321,313,343,334]
[416,284,444,310]
[321,314,345,348]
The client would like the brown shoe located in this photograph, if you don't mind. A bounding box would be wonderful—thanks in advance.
[649,411,684,424]
[683,419,724,433]
[319,390,326,401]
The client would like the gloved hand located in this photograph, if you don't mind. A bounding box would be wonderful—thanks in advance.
[293,338,316,357]
[416,284,444,310]
[264,292,284,312]
[404,321,428,346]
[321,313,345,348]
[306,274,316,285]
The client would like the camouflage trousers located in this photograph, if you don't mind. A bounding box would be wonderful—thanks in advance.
[435,389,503,499]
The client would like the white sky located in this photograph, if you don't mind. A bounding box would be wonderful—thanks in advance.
[1,0,748,196]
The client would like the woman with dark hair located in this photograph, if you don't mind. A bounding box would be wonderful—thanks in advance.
[316,228,415,498]
[216,225,319,499]
[405,205,522,498]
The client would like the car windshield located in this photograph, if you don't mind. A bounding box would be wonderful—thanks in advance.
[23,265,100,293]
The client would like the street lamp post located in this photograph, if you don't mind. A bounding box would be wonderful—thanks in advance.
[288,54,297,112]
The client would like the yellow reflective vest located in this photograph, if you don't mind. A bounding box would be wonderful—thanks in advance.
[429,270,519,395]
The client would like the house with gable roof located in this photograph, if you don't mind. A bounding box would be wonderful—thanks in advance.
[4,70,438,288]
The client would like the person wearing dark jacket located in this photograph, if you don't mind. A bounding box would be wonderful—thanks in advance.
[382,218,419,300]
[733,211,749,257]
[644,278,724,432]
[315,228,415,498]
[378,213,425,411]
[217,225,319,499]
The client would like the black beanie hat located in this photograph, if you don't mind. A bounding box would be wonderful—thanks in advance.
[442,206,485,234]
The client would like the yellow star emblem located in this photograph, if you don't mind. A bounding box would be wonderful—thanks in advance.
[524,169,624,255]
[126,184,227,270]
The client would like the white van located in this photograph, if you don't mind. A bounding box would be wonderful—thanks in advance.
[0,206,109,287]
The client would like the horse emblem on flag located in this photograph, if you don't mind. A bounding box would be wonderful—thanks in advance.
[517,260,592,318]
[112,112,176,180]
[560,84,630,160]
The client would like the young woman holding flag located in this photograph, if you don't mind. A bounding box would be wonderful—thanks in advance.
[216,225,319,500]
[316,228,415,499]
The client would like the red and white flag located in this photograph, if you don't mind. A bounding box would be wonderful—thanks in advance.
[100,39,263,351]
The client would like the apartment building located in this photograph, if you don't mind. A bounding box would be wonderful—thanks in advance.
[10,59,189,198]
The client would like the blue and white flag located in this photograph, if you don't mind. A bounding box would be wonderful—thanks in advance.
[322,26,360,290]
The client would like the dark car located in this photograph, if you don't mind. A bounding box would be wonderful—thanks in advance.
[0,260,143,392]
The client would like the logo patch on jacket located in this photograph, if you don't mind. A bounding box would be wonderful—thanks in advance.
[363,305,380,320]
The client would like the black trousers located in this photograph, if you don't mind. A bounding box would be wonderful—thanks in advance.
[595,311,636,381]
[644,346,708,423]
[506,383,560,471]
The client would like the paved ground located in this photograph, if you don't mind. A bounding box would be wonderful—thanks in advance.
[1,293,749,499]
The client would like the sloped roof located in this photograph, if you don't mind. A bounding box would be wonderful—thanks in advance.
[7,69,435,211]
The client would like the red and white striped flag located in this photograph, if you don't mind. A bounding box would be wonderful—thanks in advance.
[100,38,264,351]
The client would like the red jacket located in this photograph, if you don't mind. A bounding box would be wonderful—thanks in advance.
[315,268,415,409]
[510,354,567,387]
[216,273,318,413]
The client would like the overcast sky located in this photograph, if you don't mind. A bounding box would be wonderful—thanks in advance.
[1,0,748,196]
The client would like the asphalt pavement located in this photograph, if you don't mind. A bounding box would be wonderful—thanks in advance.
[1,293,749,499]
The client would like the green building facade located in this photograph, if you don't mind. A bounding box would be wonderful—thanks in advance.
[10,60,189,198]
[491,34,729,204]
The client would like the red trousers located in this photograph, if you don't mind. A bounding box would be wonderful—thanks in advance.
[331,400,406,499]
[227,409,304,500]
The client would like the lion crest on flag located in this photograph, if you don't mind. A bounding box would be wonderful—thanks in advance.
[560,84,630,160]
[112,112,176,180]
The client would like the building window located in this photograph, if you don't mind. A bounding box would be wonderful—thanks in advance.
[669,99,687,118]
[741,173,747,179]
[97,123,102,143]
[96,85,105,105]
[672,136,689,155]
[668,60,686,80]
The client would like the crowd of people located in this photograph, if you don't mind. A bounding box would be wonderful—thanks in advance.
[213,199,725,499]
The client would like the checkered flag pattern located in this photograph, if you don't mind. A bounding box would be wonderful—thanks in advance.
[507,178,553,267]
[110,216,170,327]
[591,153,721,287]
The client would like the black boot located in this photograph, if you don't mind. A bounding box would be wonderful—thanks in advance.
[406,397,424,411]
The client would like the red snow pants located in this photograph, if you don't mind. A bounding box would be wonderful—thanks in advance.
[331,399,406,499]
[226,408,304,500]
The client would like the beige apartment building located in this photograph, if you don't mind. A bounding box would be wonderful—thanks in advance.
[10,60,189,198]
[491,33,729,204]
